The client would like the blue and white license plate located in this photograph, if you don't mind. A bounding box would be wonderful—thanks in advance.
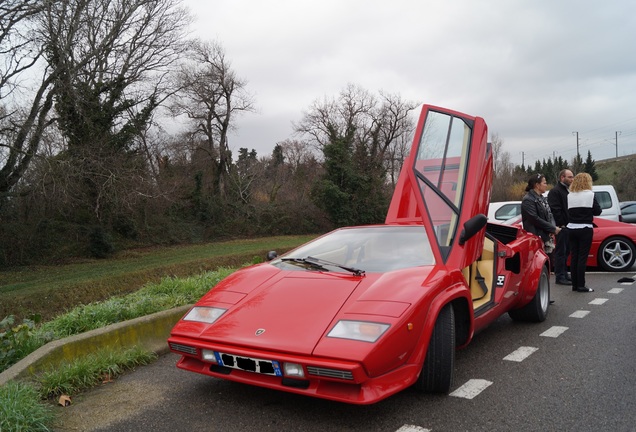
[214,352,282,376]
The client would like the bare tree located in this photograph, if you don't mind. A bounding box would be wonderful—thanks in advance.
[490,133,518,201]
[40,0,190,225]
[294,84,418,225]
[171,40,255,196]
[46,0,190,150]
[279,139,317,174]
[294,84,418,174]
[1,0,190,217]
[0,0,54,208]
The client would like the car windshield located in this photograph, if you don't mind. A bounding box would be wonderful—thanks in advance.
[272,226,434,273]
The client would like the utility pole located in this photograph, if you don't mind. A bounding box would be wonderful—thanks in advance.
[572,131,579,157]
[520,151,525,167]
[615,131,621,158]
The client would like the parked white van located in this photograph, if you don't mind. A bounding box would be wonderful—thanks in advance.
[592,185,622,221]
[488,185,622,222]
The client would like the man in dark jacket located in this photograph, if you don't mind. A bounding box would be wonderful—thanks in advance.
[548,169,574,285]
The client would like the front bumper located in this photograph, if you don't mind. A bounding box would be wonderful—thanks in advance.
[168,336,419,404]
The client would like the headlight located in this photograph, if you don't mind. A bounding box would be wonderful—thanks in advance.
[283,362,305,378]
[183,306,226,324]
[327,320,390,343]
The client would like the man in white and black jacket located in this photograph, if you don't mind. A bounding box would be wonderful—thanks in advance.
[567,173,602,293]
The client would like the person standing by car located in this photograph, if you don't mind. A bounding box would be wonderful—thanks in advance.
[567,173,602,293]
[548,169,574,285]
[522,174,561,262]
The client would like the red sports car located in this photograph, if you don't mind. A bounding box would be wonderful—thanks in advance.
[505,215,636,272]
[168,105,550,404]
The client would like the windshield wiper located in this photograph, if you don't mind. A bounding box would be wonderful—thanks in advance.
[281,256,365,276]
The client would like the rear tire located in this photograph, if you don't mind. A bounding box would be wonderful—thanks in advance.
[509,265,550,322]
[415,303,455,393]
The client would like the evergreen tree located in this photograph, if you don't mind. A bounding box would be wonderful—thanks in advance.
[571,153,584,174]
[545,158,555,183]
[584,150,599,181]
[312,127,388,226]
[271,144,285,167]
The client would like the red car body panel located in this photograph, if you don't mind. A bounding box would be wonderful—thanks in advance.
[168,105,550,404]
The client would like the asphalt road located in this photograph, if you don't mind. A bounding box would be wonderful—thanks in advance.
[53,269,636,432]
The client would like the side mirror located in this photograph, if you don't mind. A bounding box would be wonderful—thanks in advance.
[459,214,488,245]
[266,251,278,261]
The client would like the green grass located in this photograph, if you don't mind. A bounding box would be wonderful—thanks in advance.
[0,381,55,432]
[0,346,157,432]
[1,267,236,373]
[36,346,157,398]
[41,267,236,338]
[0,235,314,322]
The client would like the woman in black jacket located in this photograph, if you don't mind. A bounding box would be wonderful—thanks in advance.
[567,173,602,292]
[521,174,562,263]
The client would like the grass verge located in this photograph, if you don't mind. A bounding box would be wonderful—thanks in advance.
[1,346,156,432]
[2,267,236,373]
[0,234,314,322]
[36,346,157,398]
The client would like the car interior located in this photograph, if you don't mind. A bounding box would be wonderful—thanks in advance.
[462,235,495,311]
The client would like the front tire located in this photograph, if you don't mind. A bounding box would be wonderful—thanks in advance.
[509,265,550,322]
[598,236,636,272]
[415,303,455,393]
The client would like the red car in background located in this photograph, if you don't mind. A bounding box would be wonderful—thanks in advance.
[589,217,636,271]
[168,105,550,404]
[504,215,636,272]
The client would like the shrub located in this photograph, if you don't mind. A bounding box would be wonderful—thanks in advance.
[0,315,52,373]
[89,226,115,258]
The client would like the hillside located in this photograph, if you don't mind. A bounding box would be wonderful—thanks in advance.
[594,154,636,201]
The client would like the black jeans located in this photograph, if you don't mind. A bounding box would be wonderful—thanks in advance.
[568,227,593,289]
[553,228,570,280]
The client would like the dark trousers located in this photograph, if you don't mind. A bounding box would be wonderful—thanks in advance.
[568,227,593,289]
[553,229,570,280]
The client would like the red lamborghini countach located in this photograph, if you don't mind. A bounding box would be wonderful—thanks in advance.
[168,105,550,404]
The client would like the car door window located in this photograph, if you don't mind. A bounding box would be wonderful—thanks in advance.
[594,191,611,209]
[494,204,520,221]
[622,204,636,216]
[414,111,471,255]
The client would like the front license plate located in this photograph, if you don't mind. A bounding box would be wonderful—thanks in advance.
[214,352,282,376]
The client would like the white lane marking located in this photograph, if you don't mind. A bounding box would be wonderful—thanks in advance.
[540,326,568,338]
[589,298,608,305]
[570,310,590,318]
[503,346,538,362]
[396,425,431,432]
[449,379,493,399]
[608,288,624,293]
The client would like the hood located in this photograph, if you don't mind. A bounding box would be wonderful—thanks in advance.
[199,271,362,355]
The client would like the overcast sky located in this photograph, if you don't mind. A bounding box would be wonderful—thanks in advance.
[182,0,636,167]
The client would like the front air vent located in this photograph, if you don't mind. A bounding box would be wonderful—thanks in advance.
[169,342,198,356]
[306,366,353,380]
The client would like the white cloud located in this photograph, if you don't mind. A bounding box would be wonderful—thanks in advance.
[182,0,636,166]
